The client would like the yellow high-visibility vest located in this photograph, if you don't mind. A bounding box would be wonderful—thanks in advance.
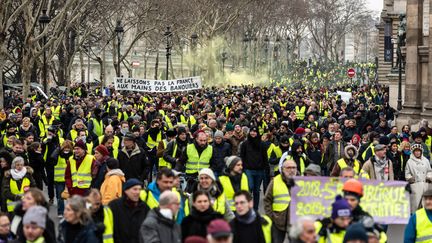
[219,174,249,210]
[91,118,104,137]
[7,177,30,212]
[415,208,432,242]
[158,140,171,168]
[185,193,226,216]
[98,135,120,150]
[272,174,290,212]
[295,106,306,120]
[315,221,346,243]
[54,156,68,182]
[185,144,213,174]
[261,215,272,243]
[103,207,114,243]
[69,154,94,189]
[146,132,162,149]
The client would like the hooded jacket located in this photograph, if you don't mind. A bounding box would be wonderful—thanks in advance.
[239,133,268,170]
[330,145,359,177]
[100,169,125,205]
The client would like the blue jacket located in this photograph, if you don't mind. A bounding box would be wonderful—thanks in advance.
[404,209,432,243]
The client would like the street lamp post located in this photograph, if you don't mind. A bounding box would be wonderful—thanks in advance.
[274,36,280,76]
[221,52,227,74]
[397,39,403,111]
[114,20,124,77]
[39,9,50,94]
[165,27,172,80]
[191,33,198,76]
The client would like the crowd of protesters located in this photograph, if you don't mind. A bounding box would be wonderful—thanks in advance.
[0,83,429,243]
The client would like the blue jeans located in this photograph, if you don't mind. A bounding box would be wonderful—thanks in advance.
[245,169,265,210]
[55,182,65,216]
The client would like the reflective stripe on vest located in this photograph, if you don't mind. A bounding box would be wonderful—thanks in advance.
[295,106,306,120]
[219,174,249,210]
[146,132,162,149]
[272,174,290,212]
[416,208,432,242]
[337,158,361,174]
[54,156,68,182]
[103,207,114,243]
[185,144,213,174]
[7,177,30,212]
[70,155,94,189]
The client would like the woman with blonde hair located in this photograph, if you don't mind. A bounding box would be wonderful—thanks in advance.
[58,195,99,243]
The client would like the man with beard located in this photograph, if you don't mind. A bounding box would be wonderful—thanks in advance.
[164,126,189,170]
[227,125,245,156]
[64,139,94,196]
[118,133,150,182]
[143,120,164,180]
[264,159,296,243]
[239,127,268,210]
[182,131,213,192]
[331,145,363,177]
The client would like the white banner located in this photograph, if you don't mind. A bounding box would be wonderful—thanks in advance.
[336,91,352,103]
[114,77,202,93]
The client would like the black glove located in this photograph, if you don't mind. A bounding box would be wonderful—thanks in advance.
[405,184,412,194]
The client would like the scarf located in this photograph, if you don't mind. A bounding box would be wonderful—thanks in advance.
[235,209,257,224]
[374,156,387,180]
[11,167,27,180]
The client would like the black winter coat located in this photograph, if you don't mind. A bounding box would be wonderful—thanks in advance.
[118,144,149,181]
[211,141,232,173]
[108,196,149,243]
[57,221,100,243]
[181,207,223,241]
[239,136,268,170]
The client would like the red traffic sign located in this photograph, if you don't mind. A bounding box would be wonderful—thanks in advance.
[347,68,356,78]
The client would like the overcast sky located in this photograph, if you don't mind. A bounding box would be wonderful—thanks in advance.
[367,0,383,13]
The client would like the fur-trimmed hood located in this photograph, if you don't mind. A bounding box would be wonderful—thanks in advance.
[344,144,359,159]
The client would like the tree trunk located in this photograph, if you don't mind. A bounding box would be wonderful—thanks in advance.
[154,50,159,80]
[0,53,5,108]
[80,49,85,84]
[101,46,106,87]
[21,52,33,100]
